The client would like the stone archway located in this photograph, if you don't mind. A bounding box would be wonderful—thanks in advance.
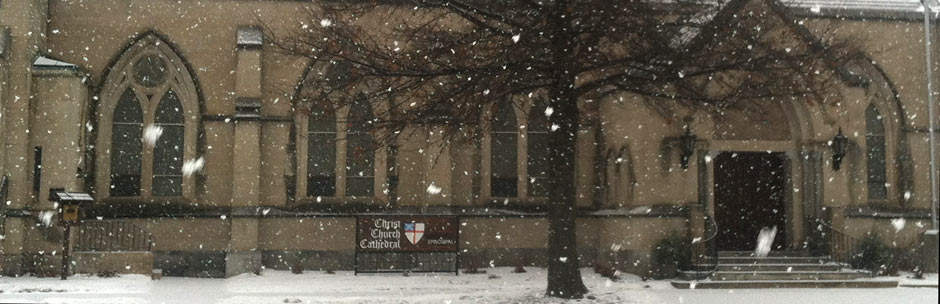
[704,99,817,250]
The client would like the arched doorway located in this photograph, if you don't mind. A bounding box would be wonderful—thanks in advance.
[704,100,812,251]
[713,151,787,251]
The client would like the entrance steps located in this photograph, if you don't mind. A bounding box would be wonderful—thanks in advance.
[672,251,899,289]
[716,263,842,272]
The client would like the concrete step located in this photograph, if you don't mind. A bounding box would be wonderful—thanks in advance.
[716,263,841,272]
[717,256,831,264]
[712,271,871,281]
[718,251,816,257]
[671,280,899,289]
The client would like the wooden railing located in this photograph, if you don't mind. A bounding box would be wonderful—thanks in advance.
[76,220,154,252]
[810,217,861,267]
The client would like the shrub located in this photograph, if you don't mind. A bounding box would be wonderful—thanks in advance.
[97,270,119,278]
[462,258,487,274]
[652,234,692,279]
[851,234,892,275]
[290,263,303,274]
[593,263,620,281]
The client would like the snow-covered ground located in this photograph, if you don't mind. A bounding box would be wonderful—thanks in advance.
[0,268,936,304]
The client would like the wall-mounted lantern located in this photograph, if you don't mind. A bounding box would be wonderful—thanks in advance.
[680,126,697,169]
[831,128,848,171]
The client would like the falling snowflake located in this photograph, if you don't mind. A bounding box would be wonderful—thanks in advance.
[891,218,906,232]
[754,226,777,257]
[320,19,332,27]
[426,183,442,195]
[182,157,205,177]
[143,125,163,147]
[512,34,521,43]
[38,210,56,227]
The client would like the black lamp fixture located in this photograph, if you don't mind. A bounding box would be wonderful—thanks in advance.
[831,128,848,170]
[679,125,697,169]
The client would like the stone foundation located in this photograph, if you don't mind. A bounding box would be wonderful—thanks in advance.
[73,251,153,275]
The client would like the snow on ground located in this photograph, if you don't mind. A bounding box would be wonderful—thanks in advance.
[0,268,936,304]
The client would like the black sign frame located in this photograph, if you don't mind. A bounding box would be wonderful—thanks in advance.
[354,215,460,275]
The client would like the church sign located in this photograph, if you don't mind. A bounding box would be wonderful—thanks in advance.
[355,215,460,274]
[356,216,459,252]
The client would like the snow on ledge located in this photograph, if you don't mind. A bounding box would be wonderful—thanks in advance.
[33,56,77,69]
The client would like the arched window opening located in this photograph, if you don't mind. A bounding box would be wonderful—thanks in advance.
[153,90,184,196]
[387,145,399,205]
[527,102,551,197]
[307,104,337,197]
[491,103,518,197]
[98,34,199,201]
[866,104,887,200]
[346,95,375,197]
[110,88,143,197]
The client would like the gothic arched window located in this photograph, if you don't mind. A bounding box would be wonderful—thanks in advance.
[110,89,143,196]
[527,102,551,197]
[153,90,184,196]
[346,95,376,197]
[297,61,391,202]
[866,104,887,200]
[96,34,200,200]
[307,104,337,197]
[491,103,518,197]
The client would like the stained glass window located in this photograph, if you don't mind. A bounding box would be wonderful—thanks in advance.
[308,104,337,197]
[491,103,518,197]
[346,95,375,197]
[866,104,887,200]
[111,88,143,196]
[527,102,551,197]
[152,90,184,196]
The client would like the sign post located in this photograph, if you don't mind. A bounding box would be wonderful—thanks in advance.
[48,188,93,280]
[355,215,459,275]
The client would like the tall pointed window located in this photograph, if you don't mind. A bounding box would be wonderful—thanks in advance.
[110,89,143,196]
[866,104,887,200]
[346,95,376,197]
[307,104,337,197]
[153,90,184,196]
[298,61,390,202]
[491,103,518,197]
[97,34,200,200]
[527,102,551,197]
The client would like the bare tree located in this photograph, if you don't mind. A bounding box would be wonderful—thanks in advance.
[267,0,861,298]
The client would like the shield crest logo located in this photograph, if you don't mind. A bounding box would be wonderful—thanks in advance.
[404,222,425,245]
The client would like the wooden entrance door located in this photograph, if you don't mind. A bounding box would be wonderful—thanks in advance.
[714,152,787,251]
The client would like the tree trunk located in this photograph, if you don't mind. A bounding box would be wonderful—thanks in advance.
[545,85,588,299]
[545,1,588,298]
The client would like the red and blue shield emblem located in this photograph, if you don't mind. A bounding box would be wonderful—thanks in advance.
[404,222,425,245]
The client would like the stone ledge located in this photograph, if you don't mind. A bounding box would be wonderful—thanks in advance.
[73,251,153,275]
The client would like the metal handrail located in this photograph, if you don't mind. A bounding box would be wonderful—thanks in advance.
[811,217,861,267]
[75,220,154,252]
[689,215,720,279]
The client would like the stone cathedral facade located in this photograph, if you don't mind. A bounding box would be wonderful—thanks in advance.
[0,0,937,277]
